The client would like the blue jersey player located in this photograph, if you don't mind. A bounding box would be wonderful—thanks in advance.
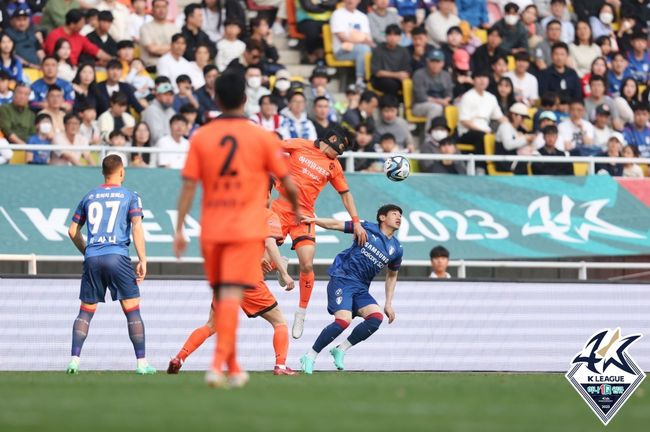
[299,204,403,374]
[66,155,155,375]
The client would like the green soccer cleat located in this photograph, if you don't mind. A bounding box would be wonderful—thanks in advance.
[330,347,345,371]
[300,355,314,375]
[135,364,157,375]
[66,361,79,374]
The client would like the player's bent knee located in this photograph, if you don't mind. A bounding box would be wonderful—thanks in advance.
[80,302,98,312]
[365,312,383,331]
[262,307,286,327]
[299,262,314,274]
[335,318,351,329]
[120,298,140,311]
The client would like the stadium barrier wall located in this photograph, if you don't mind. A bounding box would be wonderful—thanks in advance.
[2,278,649,372]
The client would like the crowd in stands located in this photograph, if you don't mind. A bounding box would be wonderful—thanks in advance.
[0,0,648,177]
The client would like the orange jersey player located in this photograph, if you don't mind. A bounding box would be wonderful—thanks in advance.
[172,72,300,389]
[271,125,368,339]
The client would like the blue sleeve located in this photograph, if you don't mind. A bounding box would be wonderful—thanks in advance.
[480,1,489,26]
[61,80,75,103]
[72,198,86,225]
[623,128,633,145]
[128,192,143,220]
[388,247,403,271]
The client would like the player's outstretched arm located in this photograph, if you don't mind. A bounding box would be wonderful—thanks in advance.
[131,216,147,283]
[339,191,368,246]
[384,270,398,324]
[265,237,295,291]
[301,216,345,231]
[173,179,198,258]
[68,222,86,255]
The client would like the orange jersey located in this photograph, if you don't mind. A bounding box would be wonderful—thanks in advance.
[182,116,289,243]
[274,138,349,216]
[265,208,283,241]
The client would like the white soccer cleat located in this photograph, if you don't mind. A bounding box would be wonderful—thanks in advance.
[277,256,289,287]
[205,370,229,389]
[228,371,250,389]
[292,309,306,339]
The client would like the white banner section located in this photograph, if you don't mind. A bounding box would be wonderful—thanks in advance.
[1,279,649,372]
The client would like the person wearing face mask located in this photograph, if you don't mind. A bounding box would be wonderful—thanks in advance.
[244,65,270,117]
[271,68,292,112]
[493,3,529,55]
[419,116,453,173]
[26,113,55,165]
[590,3,616,41]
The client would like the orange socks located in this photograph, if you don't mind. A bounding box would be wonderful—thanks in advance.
[298,271,315,309]
[273,324,289,366]
[177,325,213,361]
[211,297,240,374]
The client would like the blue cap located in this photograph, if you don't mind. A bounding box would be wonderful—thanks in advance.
[426,49,445,62]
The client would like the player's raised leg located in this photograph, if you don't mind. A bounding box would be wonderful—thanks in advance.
[331,303,384,371]
[121,297,156,375]
[168,309,215,374]
[67,302,97,373]
[293,242,315,338]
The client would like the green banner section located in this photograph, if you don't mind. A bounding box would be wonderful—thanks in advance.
[1,166,649,260]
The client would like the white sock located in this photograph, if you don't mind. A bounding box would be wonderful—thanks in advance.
[137,358,148,368]
[275,364,286,370]
[70,356,80,365]
[307,348,318,360]
[338,340,353,352]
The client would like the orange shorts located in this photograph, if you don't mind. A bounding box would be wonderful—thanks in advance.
[201,240,265,289]
[211,280,278,318]
[271,199,315,249]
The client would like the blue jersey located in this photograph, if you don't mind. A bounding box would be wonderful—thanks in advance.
[72,184,143,258]
[626,51,650,84]
[328,221,403,286]
[29,78,75,109]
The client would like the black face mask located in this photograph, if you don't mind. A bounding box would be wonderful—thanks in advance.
[322,132,347,155]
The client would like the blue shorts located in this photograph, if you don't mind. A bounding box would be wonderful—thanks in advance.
[327,276,377,315]
[79,254,140,303]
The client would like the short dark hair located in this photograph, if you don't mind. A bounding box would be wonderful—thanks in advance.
[514,51,530,62]
[171,33,186,43]
[376,204,403,224]
[412,26,426,36]
[429,245,450,259]
[85,8,99,19]
[176,74,192,85]
[546,19,561,30]
[42,55,57,65]
[356,122,375,135]
[379,94,399,110]
[65,8,85,25]
[551,42,569,53]
[542,124,558,135]
[64,112,81,124]
[109,130,126,141]
[224,17,241,28]
[589,75,606,85]
[487,26,502,37]
[245,39,263,53]
[402,15,416,24]
[216,72,246,109]
[154,75,171,85]
[106,59,122,70]
[110,91,128,105]
[98,10,113,21]
[379,132,396,143]
[179,103,199,114]
[184,3,201,19]
[35,113,53,124]
[102,154,123,175]
[0,70,9,80]
[288,91,306,102]
[385,24,402,36]
[47,84,62,94]
[313,96,329,106]
[259,94,274,105]
[504,2,519,13]
[170,113,188,125]
[203,64,218,76]
[541,92,558,107]
[570,98,585,106]
[360,90,378,104]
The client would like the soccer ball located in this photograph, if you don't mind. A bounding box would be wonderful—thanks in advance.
[384,156,410,182]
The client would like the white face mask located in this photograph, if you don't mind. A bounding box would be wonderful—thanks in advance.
[39,122,53,134]
[247,76,262,89]
[275,79,290,92]
[431,130,448,141]
[599,12,614,25]
[505,15,519,26]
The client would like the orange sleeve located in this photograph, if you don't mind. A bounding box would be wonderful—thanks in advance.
[329,162,349,193]
[265,133,290,180]
[182,135,201,181]
[281,138,305,153]
[267,211,284,240]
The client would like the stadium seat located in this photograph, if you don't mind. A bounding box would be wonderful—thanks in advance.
[23,68,42,83]
[445,105,458,133]
[402,79,426,124]
[96,70,108,83]
[286,0,305,40]
[507,55,515,71]
[485,134,513,176]
[573,163,589,176]
[524,107,537,131]
[10,151,27,165]
[473,28,487,44]
[322,24,354,68]
[364,52,384,96]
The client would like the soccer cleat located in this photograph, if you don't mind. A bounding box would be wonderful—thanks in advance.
[135,364,157,375]
[292,309,306,339]
[300,355,314,375]
[205,370,229,388]
[228,371,250,388]
[167,357,183,374]
[277,256,289,287]
[273,366,297,376]
[330,347,346,371]
[66,361,79,374]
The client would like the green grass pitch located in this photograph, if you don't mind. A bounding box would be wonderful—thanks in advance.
[1,372,648,432]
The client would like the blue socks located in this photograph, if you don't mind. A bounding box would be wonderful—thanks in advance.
[71,307,95,356]
[346,313,383,346]
[124,306,146,359]
[312,319,349,353]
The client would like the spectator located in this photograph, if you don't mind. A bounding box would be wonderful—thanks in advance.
[96,0,130,42]
[279,91,317,140]
[399,15,416,47]
[248,17,282,76]
[408,26,434,72]
[457,0,489,29]
[96,60,144,115]
[107,130,129,166]
[623,102,650,158]
[592,104,615,150]
[44,9,112,67]
[533,18,562,71]
[504,52,539,106]
[180,3,212,61]
[531,124,574,175]
[129,0,153,43]
[376,94,414,151]
[538,42,582,101]
[140,0,179,68]
[0,31,23,83]
[412,48,453,130]
[180,103,200,138]
[352,122,379,171]
[368,0,401,45]
[125,58,155,101]
[419,116,449,172]
[471,26,507,74]
[77,102,101,146]
[201,0,246,45]
[156,114,189,169]
[595,134,624,176]
[41,0,81,32]
[215,19,246,72]
[5,7,44,70]
[196,64,219,122]
[50,112,94,166]
[487,55,509,97]
[305,66,337,123]
[626,31,650,84]
[295,0,336,64]
[0,83,33,142]
[311,96,338,137]
[250,94,281,132]
[496,102,535,173]
[97,91,135,144]
[157,33,195,90]
[224,39,263,75]
[425,0,460,46]
[80,8,99,37]
[493,77,517,122]
[84,10,117,63]
[330,0,373,89]
[580,56,608,98]
[431,137,466,174]
[370,24,411,97]
[185,43,211,89]
[31,57,75,112]
[71,63,98,112]
[53,39,76,83]
[608,52,632,97]
[342,89,378,132]
[25,113,54,165]
[131,121,152,167]
[622,144,644,177]
[615,13,640,55]
[141,81,176,146]
[0,70,12,103]
[568,20,601,78]
[429,245,451,278]
[38,85,66,134]
[540,0,574,44]
[493,2,529,55]
[172,75,199,113]
[521,3,543,50]
[532,109,558,148]
[590,3,616,41]
[615,77,640,125]
[377,132,399,154]
[115,40,136,80]
[244,65,270,117]
[584,75,622,131]
[558,99,596,154]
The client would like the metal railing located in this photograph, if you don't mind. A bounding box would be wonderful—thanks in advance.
[2,144,650,175]
[2,254,649,280]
